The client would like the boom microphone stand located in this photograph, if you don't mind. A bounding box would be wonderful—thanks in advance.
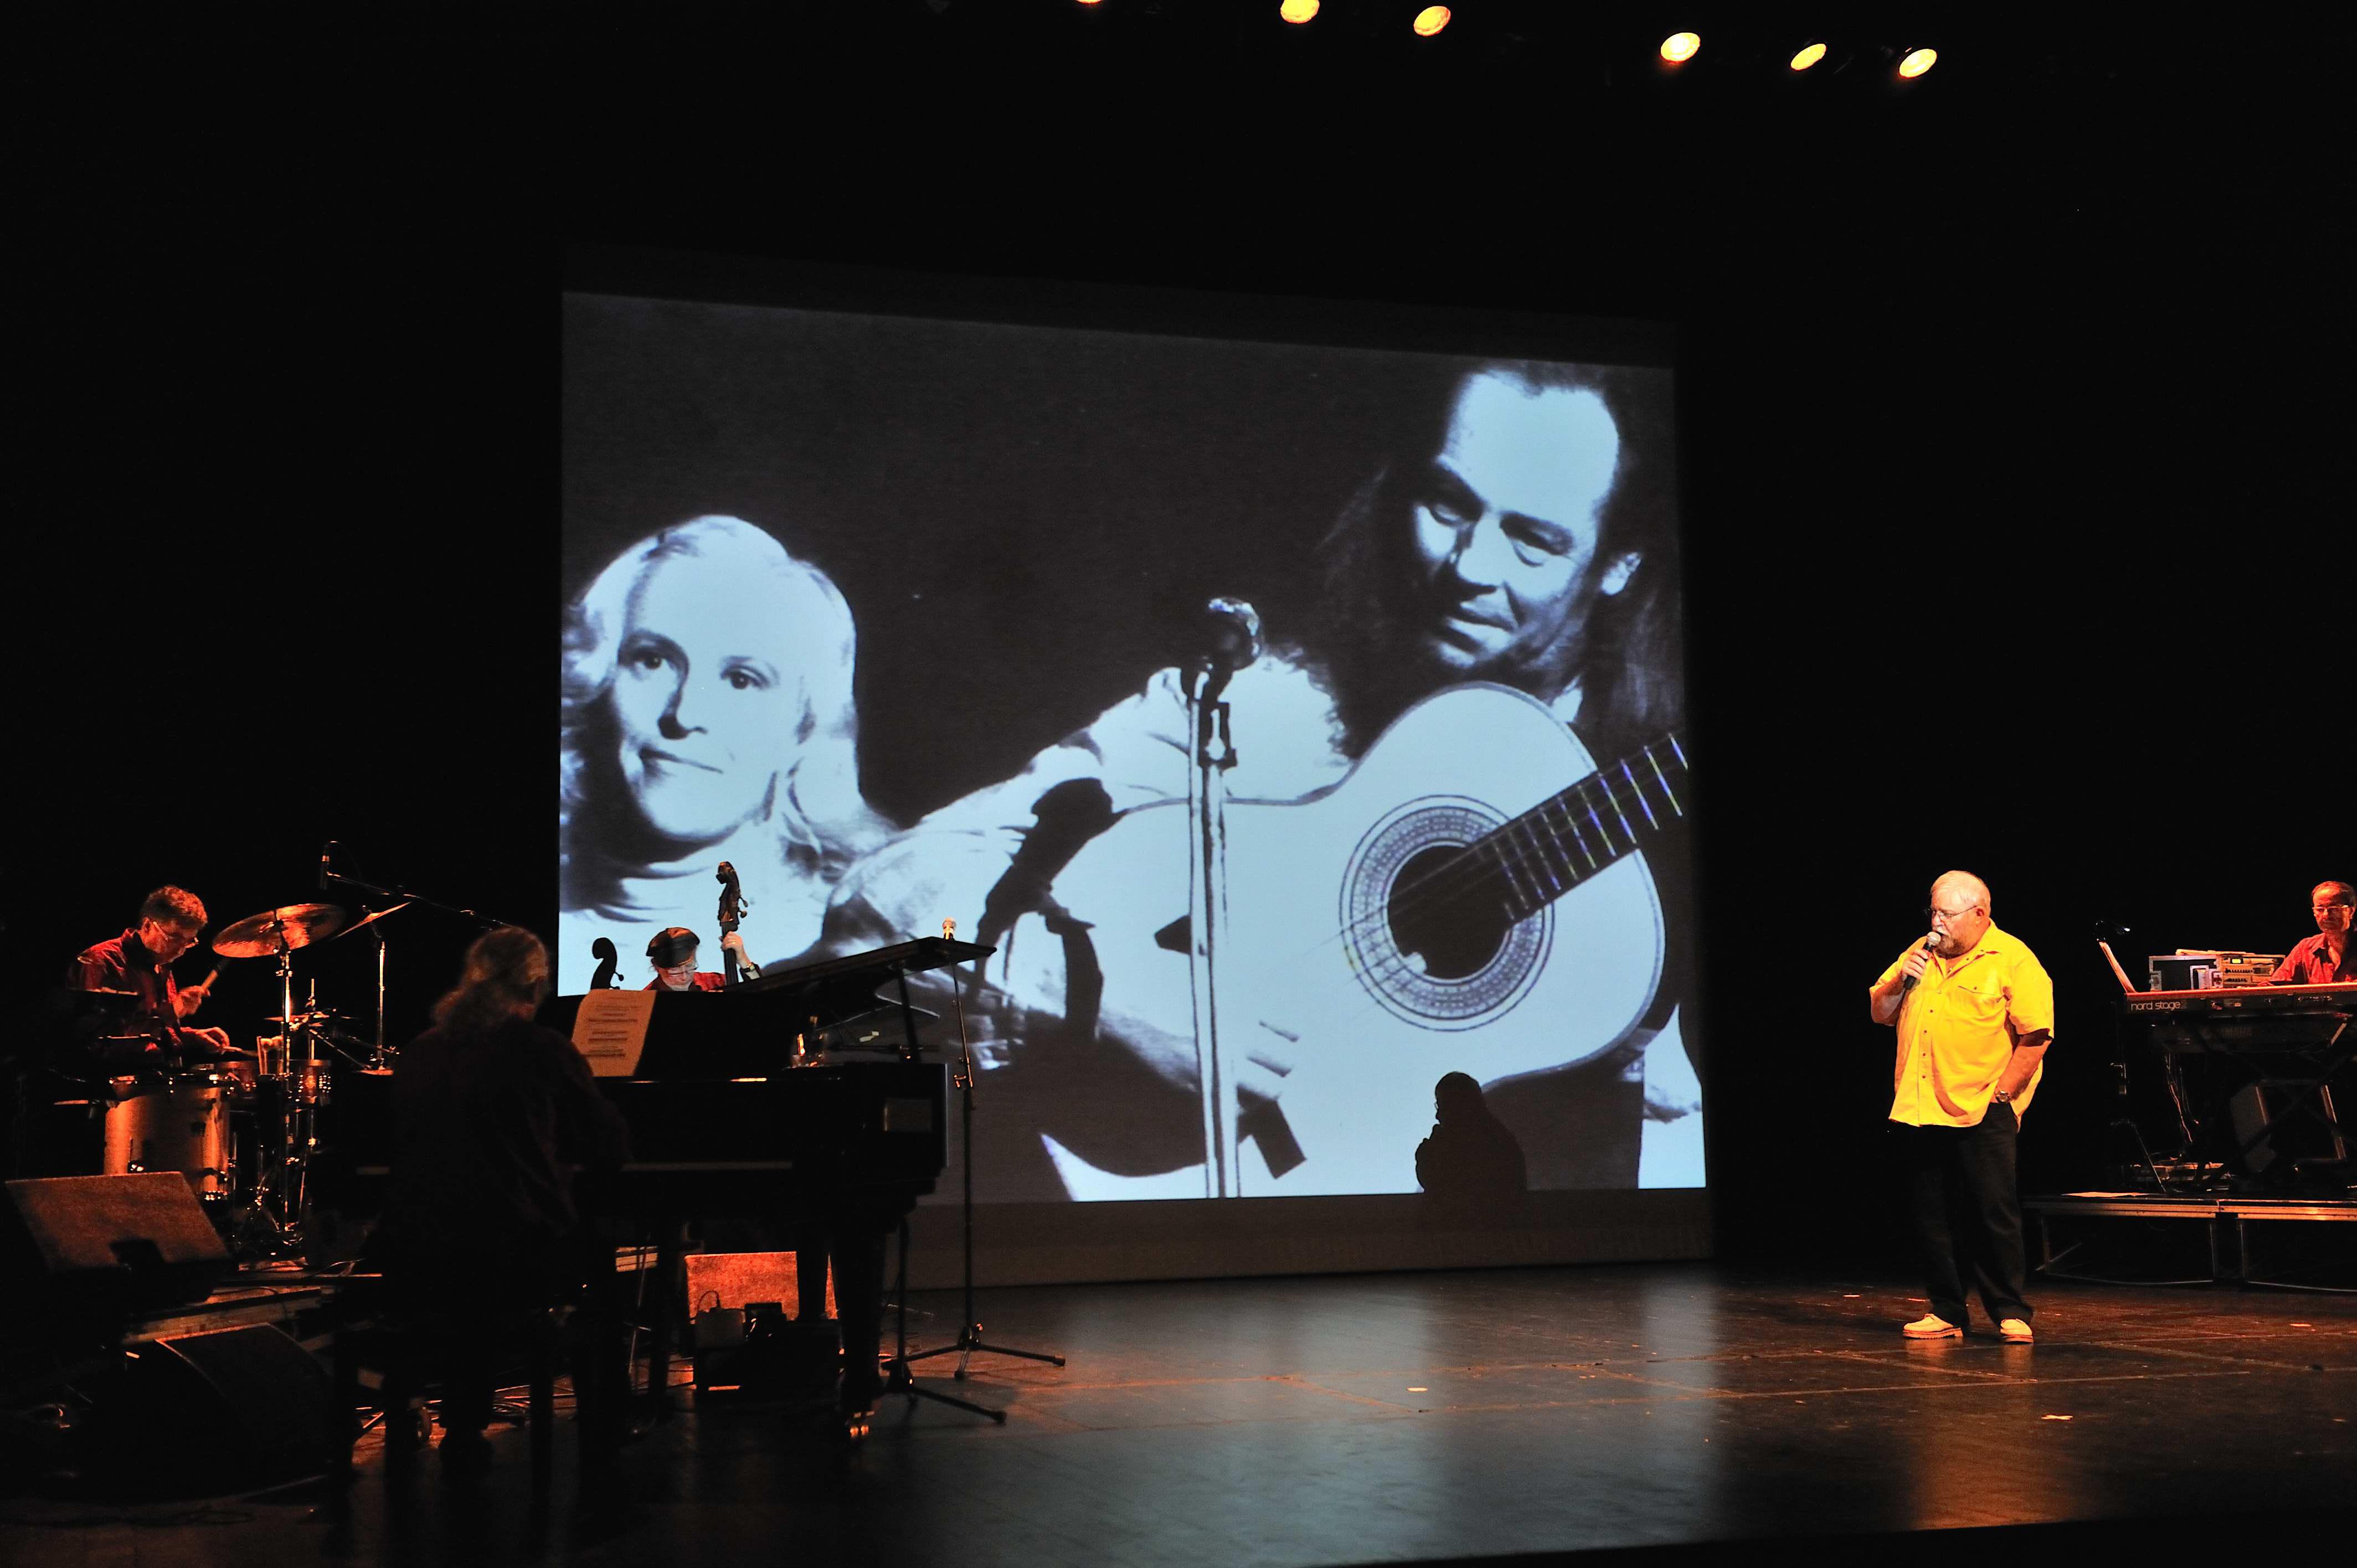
[2096,924,2176,1194]
[882,921,1065,1422]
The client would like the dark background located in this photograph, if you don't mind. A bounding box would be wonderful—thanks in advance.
[14,4,2344,1263]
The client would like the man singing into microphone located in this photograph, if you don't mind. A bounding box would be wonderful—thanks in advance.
[1868,871,2051,1344]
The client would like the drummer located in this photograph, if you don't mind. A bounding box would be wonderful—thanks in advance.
[644,926,741,992]
[70,886,235,1069]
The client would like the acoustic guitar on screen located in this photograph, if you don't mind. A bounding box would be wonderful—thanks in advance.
[1045,682,1688,1199]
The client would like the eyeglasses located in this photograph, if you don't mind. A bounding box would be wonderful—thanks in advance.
[1923,905,1983,924]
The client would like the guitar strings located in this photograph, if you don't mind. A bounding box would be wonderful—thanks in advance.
[1360,736,1685,935]
[1304,737,1689,991]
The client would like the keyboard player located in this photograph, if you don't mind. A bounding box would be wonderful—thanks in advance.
[2271,881,2355,986]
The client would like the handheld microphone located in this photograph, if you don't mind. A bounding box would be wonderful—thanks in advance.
[1900,931,1938,993]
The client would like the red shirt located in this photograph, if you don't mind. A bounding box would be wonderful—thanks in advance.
[2272,933,2356,986]
[70,927,183,1064]
[644,971,728,992]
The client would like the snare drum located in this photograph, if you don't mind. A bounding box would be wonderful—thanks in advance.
[102,1074,233,1199]
[215,1055,259,1105]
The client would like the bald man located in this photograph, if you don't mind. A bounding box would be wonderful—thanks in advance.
[1867,871,2052,1344]
[2271,882,2354,986]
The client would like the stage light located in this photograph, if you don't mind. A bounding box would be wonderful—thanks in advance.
[1898,47,1937,79]
[1281,0,1318,19]
[1790,42,1827,71]
[1412,7,1450,37]
[1659,32,1700,64]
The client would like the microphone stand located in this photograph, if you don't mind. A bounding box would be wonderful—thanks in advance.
[883,925,1064,1423]
[1186,659,1242,1196]
[320,858,527,936]
[2094,922,2180,1195]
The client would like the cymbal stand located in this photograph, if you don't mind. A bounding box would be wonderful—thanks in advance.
[369,915,390,1069]
[884,930,1064,1417]
[233,926,310,1258]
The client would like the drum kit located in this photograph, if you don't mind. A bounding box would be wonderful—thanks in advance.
[94,899,407,1260]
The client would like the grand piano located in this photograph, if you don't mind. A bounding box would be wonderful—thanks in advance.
[544,935,987,1421]
[552,935,981,1201]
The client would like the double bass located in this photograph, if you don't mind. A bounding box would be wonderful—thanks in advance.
[716,861,761,984]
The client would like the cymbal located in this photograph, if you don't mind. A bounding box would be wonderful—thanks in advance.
[212,903,348,958]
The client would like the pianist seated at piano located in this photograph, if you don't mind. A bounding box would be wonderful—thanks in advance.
[2272,881,2355,986]
[559,515,894,992]
[644,925,739,992]
[374,926,632,1476]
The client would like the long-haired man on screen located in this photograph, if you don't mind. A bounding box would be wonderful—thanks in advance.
[826,359,1699,1198]
[1867,871,2051,1344]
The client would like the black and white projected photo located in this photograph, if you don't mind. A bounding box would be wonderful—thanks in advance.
[562,294,1701,1200]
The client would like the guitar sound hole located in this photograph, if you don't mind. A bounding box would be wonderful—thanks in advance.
[1387,845,1507,981]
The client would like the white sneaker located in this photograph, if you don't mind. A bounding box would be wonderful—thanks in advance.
[1902,1314,1962,1339]
[1999,1318,2034,1343]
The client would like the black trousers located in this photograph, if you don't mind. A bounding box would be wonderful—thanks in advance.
[1895,1105,2031,1328]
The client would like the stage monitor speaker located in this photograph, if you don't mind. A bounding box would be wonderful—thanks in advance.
[115,1323,332,1494]
[1,1173,229,1326]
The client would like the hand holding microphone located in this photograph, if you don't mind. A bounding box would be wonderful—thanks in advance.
[1900,931,1939,992]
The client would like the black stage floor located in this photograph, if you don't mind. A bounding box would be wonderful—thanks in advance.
[5,1262,2353,1566]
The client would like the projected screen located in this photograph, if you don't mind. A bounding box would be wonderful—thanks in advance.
[562,293,1701,1201]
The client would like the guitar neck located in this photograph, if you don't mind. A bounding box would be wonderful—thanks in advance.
[1479,734,1689,922]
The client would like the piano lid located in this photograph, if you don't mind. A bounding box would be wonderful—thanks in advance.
[732,935,993,999]
[544,936,993,1080]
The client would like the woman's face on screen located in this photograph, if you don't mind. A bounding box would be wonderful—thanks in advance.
[610,555,802,844]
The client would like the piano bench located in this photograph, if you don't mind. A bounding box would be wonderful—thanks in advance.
[330,1302,563,1494]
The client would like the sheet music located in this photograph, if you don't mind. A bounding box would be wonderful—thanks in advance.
[572,989,657,1077]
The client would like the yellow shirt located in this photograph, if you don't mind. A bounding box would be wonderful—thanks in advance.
[1874,924,2054,1127]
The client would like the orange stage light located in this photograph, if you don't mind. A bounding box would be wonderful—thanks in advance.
[1412,7,1451,37]
[1280,0,1319,20]
[1790,42,1827,71]
[1898,47,1938,79]
[1659,32,1700,64]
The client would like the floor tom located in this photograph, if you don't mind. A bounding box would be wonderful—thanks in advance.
[102,1075,233,1198]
